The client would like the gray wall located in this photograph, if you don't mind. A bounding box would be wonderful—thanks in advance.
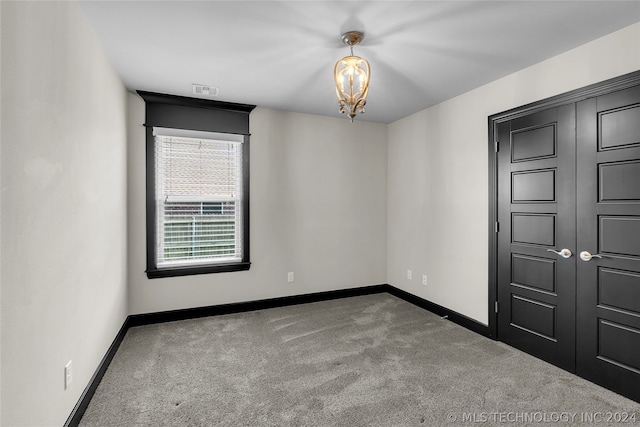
[387,22,640,324]
[0,2,128,425]
[128,98,388,314]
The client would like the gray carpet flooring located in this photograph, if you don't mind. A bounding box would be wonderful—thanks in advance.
[79,293,639,426]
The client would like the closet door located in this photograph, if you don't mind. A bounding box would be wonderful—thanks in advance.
[576,85,640,402]
[497,104,576,372]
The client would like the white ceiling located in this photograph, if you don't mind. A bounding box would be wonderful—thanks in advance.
[78,1,640,123]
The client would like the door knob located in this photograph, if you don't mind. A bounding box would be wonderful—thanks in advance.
[579,251,602,262]
[546,248,573,259]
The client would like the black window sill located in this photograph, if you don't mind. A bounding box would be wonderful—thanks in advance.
[146,262,251,279]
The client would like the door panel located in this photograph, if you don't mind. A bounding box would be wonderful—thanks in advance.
[576,86,640,401]
[512,169,556,202]
[512,214,556,246]
[511,124,557,161]
[599,217,640,256]
[599,160,640,201]
[599,105,640,150]
[497,105,576,371]
[598,319,640,373]
[511,295,556,339]
[512,254,556,293]
[598,268,640,313]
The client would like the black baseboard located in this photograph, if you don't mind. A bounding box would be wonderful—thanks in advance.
[128,284,389,327]
[66,283,489,425]
[385,286,492,338]
[64,317,131,427]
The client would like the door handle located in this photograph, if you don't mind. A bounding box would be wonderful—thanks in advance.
[579,251,603,262]
[547,248,573,259]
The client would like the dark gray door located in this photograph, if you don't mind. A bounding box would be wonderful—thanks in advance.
[497,83,640,402]
[497,105,577,372]
[576,85,640,401]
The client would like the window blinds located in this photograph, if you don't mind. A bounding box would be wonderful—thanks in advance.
[153,127,244,266]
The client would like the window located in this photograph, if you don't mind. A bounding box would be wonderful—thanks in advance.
[139,91,255,278]
[154,128,244,267]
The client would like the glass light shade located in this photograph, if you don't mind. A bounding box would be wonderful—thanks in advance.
[334,55,370,121]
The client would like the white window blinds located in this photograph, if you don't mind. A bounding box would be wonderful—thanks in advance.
[153,127,244,267]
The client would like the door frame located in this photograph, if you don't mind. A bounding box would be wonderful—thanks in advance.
[487,70,640,340]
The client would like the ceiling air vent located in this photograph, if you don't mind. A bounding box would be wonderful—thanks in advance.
[192,84,219,96]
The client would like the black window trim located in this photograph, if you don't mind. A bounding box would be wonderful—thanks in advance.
[138,91,255,279]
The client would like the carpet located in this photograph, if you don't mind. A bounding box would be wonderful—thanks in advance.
[79,293,639,426]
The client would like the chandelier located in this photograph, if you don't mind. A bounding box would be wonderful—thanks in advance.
[334,31,370,122]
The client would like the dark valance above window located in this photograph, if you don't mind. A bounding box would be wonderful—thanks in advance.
[138,91,256,279]
[137,90,255,135]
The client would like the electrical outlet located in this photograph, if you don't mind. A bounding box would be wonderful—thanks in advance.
[407,270,412,280]
[422,275,428,286]
[64,360,72,390]
[287,272,294,283]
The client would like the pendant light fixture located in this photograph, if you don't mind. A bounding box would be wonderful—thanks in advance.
[334,31,370,122]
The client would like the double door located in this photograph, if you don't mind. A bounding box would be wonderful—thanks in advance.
[497,84,640,401]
